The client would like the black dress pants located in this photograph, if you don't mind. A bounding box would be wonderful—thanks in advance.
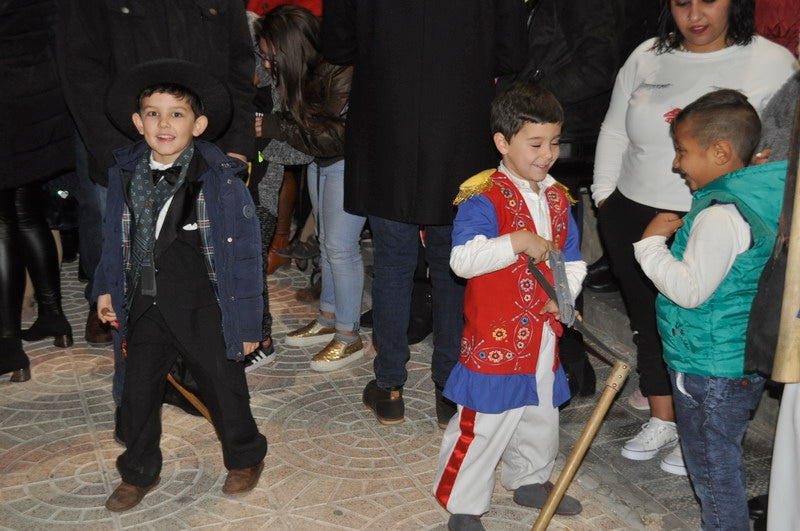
[118,303,266,487]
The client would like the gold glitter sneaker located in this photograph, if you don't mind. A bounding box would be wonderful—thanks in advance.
[310,337,364,372]
[285,319,336,347]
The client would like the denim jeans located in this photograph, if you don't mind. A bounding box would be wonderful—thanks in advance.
[670,369,764,531]
[369,216,465,389]
[307,161,366,332]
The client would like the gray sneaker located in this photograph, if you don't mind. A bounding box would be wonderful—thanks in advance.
[448,514,485,531]
[513,481,583,516]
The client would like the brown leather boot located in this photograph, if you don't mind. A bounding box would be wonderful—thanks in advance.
[265,233,289,274]
[85,307,112,346]
[265,170,297,275]
[105,478,160,512]
[222,461,264,495]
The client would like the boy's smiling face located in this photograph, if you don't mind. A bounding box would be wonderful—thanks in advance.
[494,121,561,190]
[671,119,724,191]
[132,91,208,164]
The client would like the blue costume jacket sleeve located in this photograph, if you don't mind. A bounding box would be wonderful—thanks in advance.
[452,195,499,247]
[562,207,582,262]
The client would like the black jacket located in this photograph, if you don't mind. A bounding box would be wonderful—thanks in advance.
[1,0,74,189]
[322,0,527,225]
[519,0,662,147]
[57,0,255,185]
[520,0,618,145]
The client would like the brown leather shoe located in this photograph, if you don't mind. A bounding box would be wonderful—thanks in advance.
[222,460,264,495]
[85,308,112,346]
[105,478,159,512]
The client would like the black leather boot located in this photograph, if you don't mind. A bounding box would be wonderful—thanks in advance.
[0,337,31,382]
[21,310,73,347]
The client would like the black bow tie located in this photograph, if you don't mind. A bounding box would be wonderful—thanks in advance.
[151,166,182,186]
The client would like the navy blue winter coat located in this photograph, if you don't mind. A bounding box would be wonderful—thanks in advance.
[93,140,263,361]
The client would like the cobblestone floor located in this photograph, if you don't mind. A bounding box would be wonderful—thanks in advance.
[0,249,772,530]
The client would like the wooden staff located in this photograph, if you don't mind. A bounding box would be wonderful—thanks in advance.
[166,373,213,423]
[107,317,214,424]
[772,101,800,383]
[531,361,630,531]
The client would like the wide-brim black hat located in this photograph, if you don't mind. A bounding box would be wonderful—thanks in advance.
[106,59,233,141]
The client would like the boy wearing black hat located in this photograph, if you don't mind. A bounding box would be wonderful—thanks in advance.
[95,59,267,512]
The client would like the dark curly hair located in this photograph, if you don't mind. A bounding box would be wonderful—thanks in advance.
[653,0,755,54]
[490,81,563,141]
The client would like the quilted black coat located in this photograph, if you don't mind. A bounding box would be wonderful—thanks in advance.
[0,0,74,190]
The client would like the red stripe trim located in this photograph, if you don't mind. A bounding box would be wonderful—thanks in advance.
[435,407,477,508]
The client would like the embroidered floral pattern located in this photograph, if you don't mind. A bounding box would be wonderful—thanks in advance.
[460,172,569,374]
[492,328,508,341]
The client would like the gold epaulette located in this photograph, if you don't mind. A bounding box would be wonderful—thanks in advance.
[552,179,578,206]
[453,169,496,205]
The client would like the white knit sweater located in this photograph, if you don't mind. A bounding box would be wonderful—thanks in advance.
[592,36,797,211]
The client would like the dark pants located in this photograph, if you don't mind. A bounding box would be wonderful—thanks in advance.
[118,304,266,487]
[369,216,465,389]
[598,190,683,396]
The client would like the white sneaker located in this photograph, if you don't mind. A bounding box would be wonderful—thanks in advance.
[660,443,687,476]
[621,417,678,461]
[627,388,650,411]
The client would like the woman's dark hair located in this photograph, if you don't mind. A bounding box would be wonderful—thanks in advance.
[653,0,755,54]
[490,81,563,141]
[255,5,327,130]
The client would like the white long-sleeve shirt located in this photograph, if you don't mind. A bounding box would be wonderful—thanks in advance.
[633,204,750,308]
[592,36,797,211]
[450,163,586,301]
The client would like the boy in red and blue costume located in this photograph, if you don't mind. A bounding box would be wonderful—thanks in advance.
[433,82,586,530]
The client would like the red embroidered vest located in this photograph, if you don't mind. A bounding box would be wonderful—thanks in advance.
[460,172,570,375]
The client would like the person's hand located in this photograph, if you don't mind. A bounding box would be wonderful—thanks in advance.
[642,212,684,239]
[243,341,259,356]
[97,294,117,324]
[750,147,771,166]
[539,298,560,321]
[512,230,555,263]
[227,152,247,163]
[254,115,263,138]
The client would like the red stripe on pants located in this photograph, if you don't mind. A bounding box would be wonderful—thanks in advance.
[435,407,477,508]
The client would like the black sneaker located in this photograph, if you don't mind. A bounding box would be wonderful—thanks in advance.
[244,337,276,372]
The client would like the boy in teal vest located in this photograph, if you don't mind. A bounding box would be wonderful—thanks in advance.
[634,89,785,531]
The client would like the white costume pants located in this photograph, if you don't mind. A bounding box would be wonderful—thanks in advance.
[433,329,558,515]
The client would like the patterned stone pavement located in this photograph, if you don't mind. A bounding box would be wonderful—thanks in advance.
[1,246,774,530]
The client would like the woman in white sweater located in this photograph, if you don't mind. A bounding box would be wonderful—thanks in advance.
[591,0,796,475]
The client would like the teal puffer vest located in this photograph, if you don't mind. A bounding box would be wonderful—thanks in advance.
[656,161,786,377]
